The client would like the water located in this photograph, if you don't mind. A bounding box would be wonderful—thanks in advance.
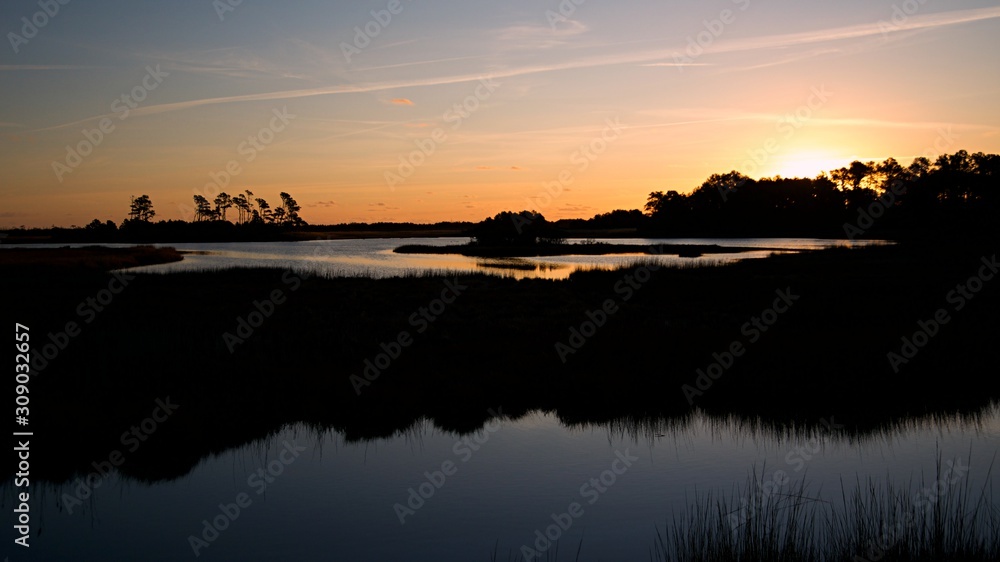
[11,235,991,561]
[5,407,997,561]
[3,237,887,279]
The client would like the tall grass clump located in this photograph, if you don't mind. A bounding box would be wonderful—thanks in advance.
[653,455,999,562]
[652,470,826,562]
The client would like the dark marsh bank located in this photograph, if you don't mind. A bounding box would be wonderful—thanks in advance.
[2,239,998,487]
[0,245,182,271]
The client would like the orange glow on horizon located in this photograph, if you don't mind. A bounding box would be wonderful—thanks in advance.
[759,149,852,180]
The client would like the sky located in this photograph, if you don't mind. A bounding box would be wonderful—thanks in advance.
[1,0,999,227]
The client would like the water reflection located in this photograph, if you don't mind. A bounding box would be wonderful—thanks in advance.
[5,405,997,562]
[109,237,886,279]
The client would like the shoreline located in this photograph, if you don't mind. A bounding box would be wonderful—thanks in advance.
[394,242,801,258]
[0,245,183,270]
[4,240,998,484]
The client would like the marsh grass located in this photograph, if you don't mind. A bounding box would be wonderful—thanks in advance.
[653,455,999,562]
[0,244,181,270]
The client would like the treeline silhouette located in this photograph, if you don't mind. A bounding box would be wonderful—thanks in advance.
[404,150,1000,246]
[4,191,311,243]
[3,150,997,244]
[641,151,1000,238]
[503,150,1000,241]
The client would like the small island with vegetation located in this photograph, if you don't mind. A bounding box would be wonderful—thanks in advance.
[394,211,782,257]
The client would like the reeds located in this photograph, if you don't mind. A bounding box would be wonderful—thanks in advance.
[653,455,999,562]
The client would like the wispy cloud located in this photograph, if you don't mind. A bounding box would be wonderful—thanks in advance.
[495,20,589,50]
[638,108,995,133]
[808,117,996,132]
[704,7,1000,55]
[162,60,313,81]
[317,122,402,141]
[351,55,492,72]
[30,7,1000,132]
[640,62,714,68]
[155,49,315,81]
[729,48,844,72]
[387,98,414,106]
[556,204,595,214]
[374,38,421,51]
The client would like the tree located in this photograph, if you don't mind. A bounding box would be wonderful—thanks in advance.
[645,190,693,231]
[589,209,645,229]
[271,207,286,224]
[846,161,874,190]
[243,190,256,220]
[232,194,250,224]
[875,158,908,192]
[193,195,214,222]
[128,195,156,222]
[214,192,233,221]
[279,192,304,226]
[470,210,558,246]
[85,218,118,238]
[830,167,850,191]
[255,197,272,223]
[908,157,931,179]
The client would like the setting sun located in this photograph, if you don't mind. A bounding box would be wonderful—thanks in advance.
[763,150,851,179]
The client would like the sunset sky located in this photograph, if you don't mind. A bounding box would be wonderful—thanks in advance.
[2,0,999,227]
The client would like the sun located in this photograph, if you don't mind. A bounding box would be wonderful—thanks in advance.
[764,150,849,179]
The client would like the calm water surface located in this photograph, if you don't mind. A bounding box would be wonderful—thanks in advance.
[4,407,997,561]
[111,237,887,279]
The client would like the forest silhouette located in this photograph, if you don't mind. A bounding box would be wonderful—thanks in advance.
[3,150,997,243]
